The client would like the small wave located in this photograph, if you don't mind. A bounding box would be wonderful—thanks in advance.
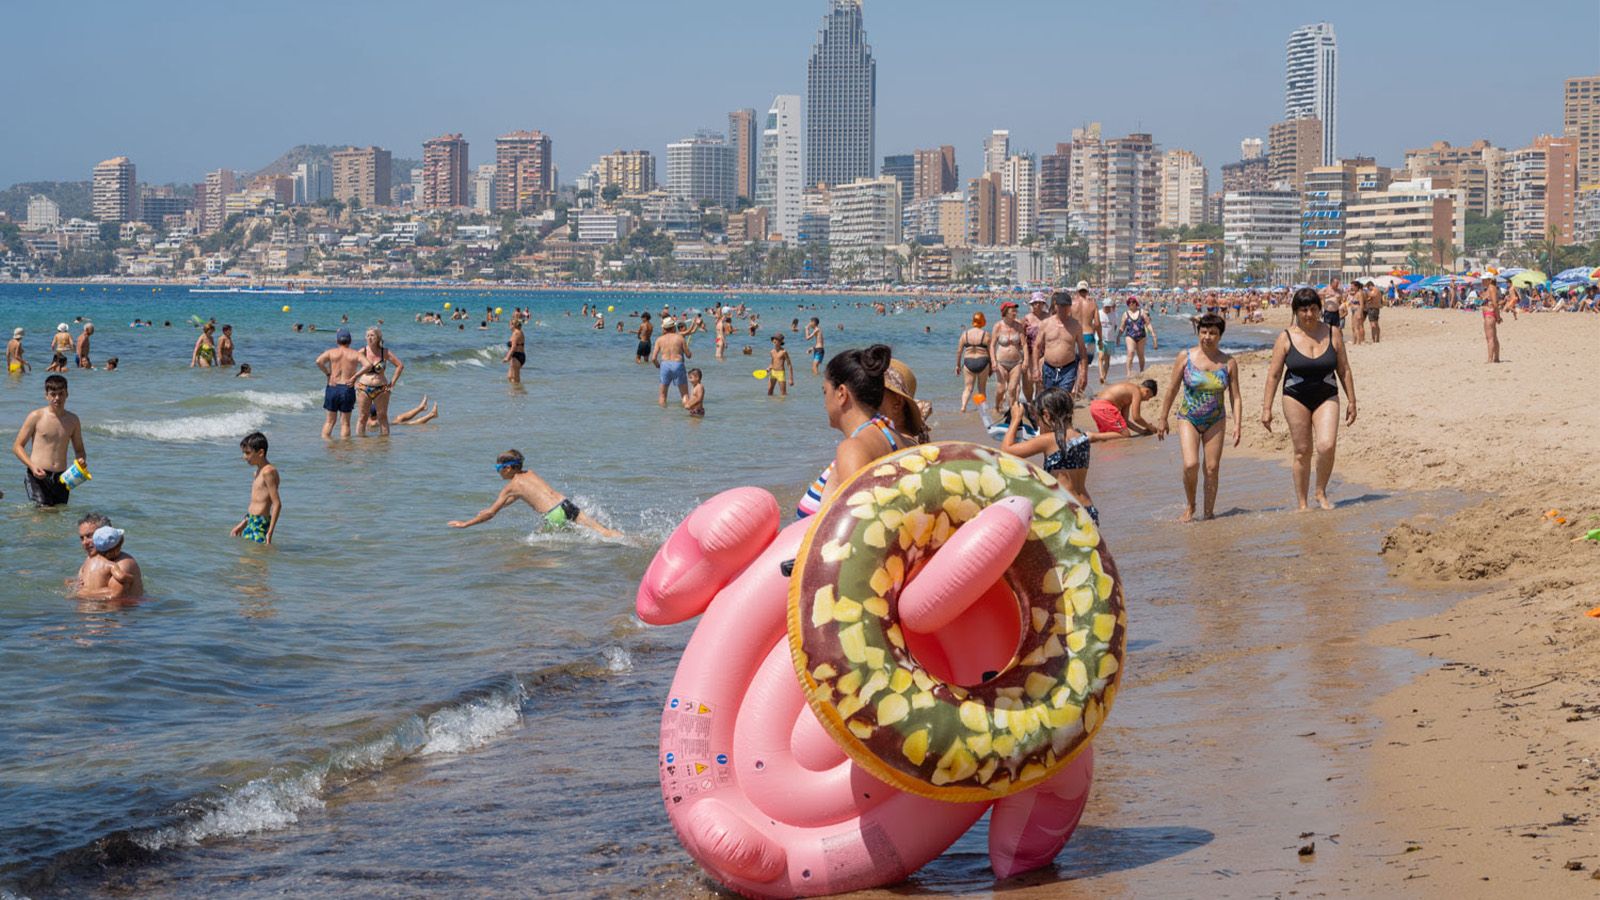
[97,410,270,443]
[222,390,318,411]
[603,646,633,674]
[420,684,526,756]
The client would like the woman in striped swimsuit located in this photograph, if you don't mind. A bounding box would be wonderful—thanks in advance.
[796,344,911,519]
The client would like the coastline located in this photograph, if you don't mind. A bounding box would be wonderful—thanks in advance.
[4,276,1021,298]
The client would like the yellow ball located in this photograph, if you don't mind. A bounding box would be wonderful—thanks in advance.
[495,307,503,315]
[281,305,291,312]
[443,302,452,309]
[607,305,615,312]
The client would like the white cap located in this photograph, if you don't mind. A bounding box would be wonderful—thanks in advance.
[11,328,22,338]
[57,323,70,332]
[662,316,678,330]
[1075,280,1090,291]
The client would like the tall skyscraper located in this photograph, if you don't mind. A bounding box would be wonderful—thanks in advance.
[494,130,554,213]
[1068,126,1158,283]
[729,109,758,201]
[805,0,876,188]
[421,134,470,208]
[331,146,392,207]
[1001,154,1037,242]
[472,164,496,212]
[92,156,136,223]
[912,146,957,201]
[1505,135,1577,244]
[1285,22,1338,165]
[757,95,804,241]
[968,171,1016,247]
[983,130,1011,174]
[1268,117,1322,190]
[1039,143,1072,212]
[881,154,914,206]
[201,168,235,233]
[1563,76,1600,187]
[667,132,736,207]
[1158,149,1208,229]
[293,162,331,204]
[596,150,656,195]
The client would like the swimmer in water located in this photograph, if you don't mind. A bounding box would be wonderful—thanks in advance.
[448,449,621,537]
[76,525,143,603]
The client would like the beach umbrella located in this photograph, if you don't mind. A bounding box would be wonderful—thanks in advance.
[1510,270,1547,288]
[1554,266,1591,281]
[1369,275,1404,288]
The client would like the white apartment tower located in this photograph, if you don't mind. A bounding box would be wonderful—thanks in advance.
[1001,154,1037,242]
[756,94,804,242]
[666,132,736,207]
[92,156,137,224]
[27,195,61,229]
[984,130,1011,174]
[1159,149,1209,229]
[1285,22,1338,165]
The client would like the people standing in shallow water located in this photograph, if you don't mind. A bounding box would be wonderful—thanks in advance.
[990,302,1027,412]
[651,317,692,408]
[448,449,620,537]
[75,323,93,368]
[231,431,281,545]
[315,327,364,439]
[218,325,236,367]
[7,327,28,374]
[191,322,217,367]
[76,526,143,603]
[683,368,705,417]
[354,327,404,436]
[796,344,909,518]
[805,317,824,375]
[504,318,526,383]
[1156,312,1241,522]
[13,374,86,507]
[635,312,653,364]
[1117,297,1157,378]
[955,312,991,412]
[1260,287,1357,511]
[72,512,112,593]
[767,334,793,397]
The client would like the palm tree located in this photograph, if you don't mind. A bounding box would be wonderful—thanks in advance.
[906,242,924,283]
[1356,241,1376,277]
[1534,225,1564,277]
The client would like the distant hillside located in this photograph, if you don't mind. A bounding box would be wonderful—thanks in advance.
[0,181,92,221]
[250,144,419,182]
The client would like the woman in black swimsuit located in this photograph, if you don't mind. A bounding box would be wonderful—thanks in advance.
[954,311,991,412]
[1260,288,1357,511]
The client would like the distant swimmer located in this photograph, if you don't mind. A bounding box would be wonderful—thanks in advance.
[635,312,654,364]
[218,324,236,367]
[191,322,218,367]
[448,449,621,538]
[231,431,281,545]
[75,323,94,368]
[76,526,143,603]
[1087,380,1160,437]
[504,318,526,383]
[7,327,29,374]
[12,374,86,507]
[315,327,364,439]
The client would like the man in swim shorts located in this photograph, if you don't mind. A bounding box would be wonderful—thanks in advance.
[651,316,692,408]
[448,449,621,537]
[13,374,85,507]
[1033,292,1088,396]
[1070,283,1104,387]
[315,328,365,439]
[75,323,94,369]
[1088,379,1159,436]
[231,431,281,544]
[635,312,654,363]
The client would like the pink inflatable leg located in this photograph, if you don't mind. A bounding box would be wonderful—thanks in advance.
[986,747,1094,879]
[898,496,1033,633]
[637,487,781,625]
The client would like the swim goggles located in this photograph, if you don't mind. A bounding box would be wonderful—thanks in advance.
[495,461,519,472]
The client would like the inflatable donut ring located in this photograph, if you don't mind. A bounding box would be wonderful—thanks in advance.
[788,441,1125,802]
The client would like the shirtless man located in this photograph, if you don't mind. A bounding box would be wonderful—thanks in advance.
[6,327,28,375]
[314,328,365,439]
[78,526,143,602]
[1087,379,1160,436]
[651,317,692,408]
[1070,283,1104,389]
[75,323,94,368]
[448,448,620,537]
[1032,292,1088,397]
[1361,282,1384,343]
[13,374,86,506]
[1020,293,1050,401]
[635,312,654,364]
[218,324,236,366]
[73,513,113,592]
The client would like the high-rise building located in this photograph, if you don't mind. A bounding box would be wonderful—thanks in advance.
[92,156,137,223]
[1039,143,1072,213]
[1505,135,1577,245]
[1564,76,1600,188]
[757,95,804,241]
[201,169,236,233]
[596,150,656,195]
[667,132,736,207]
[729,109,758,202]
[1241,138,1264,160]
[881,154,914,207]
[26,195,60,229]
[805,0,876,188]
[331,146,392,207]
[1001,154,1037,242]
[983,130,1010,174]
[293,162,331,205]
[1268,117,1322,190]
[1221,155,1272,193]
[1067,125,1158,283]
[421,134,470,208]
[494,130,554,213]
[827,175,901,281]
[471,165,496,212]
[1285,22,1338,165]
[1302,160,1391,282]
[139,195,191,230]
[1342,178,1464,276]
[1223,189,1301,283]
[1402,140,1504,217]
[1158,149,1208,230]
[968,171,1016,247]
[912,146,958,202]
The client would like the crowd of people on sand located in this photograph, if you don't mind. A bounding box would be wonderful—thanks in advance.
[9,267,1545,612]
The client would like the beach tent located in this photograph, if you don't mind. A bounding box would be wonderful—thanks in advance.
[1509,270,1547,288]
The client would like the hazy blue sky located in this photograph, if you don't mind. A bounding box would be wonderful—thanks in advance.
[7,0,1597,187]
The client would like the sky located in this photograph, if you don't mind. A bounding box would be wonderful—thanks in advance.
[6,0,1598,189]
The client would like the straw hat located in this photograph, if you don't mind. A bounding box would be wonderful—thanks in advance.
[884,359,930,440]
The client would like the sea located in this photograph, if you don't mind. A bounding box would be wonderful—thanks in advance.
[0,283,1347,898]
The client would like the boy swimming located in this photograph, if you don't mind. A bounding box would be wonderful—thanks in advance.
[448,449,620,538]
[231,431,281,544]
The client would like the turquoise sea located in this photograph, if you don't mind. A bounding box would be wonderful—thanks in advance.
[0,283,1271,896]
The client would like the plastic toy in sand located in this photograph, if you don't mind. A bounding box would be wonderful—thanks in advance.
[636,441,1124,897]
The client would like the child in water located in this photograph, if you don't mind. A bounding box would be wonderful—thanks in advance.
[684,368,705,417]
[231,431,281,544]
[448,449,620,538]
[1000,388,1116,525]
[767,335,794,397]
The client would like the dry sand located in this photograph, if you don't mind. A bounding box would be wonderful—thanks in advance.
[1205,307,1600,893]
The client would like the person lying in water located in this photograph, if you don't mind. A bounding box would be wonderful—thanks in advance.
[448,449,620,537]
[367,395,439,427]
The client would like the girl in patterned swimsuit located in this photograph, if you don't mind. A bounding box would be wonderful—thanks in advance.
[1001,388,1117,525]
[1156,312,1242,522]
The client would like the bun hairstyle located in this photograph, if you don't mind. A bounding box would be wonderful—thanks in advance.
[971,312,987,327]
[825,344,893,408]
[1290,287,1322,313]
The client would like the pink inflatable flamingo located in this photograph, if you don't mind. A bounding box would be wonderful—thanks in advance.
[639,443,1121,897]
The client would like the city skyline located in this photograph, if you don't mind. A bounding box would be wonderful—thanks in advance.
[6,0,1594,191]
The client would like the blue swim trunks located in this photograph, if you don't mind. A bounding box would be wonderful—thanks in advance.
[659,359,687,388]
[323,383,356,413]
[1040,360,1079,392]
